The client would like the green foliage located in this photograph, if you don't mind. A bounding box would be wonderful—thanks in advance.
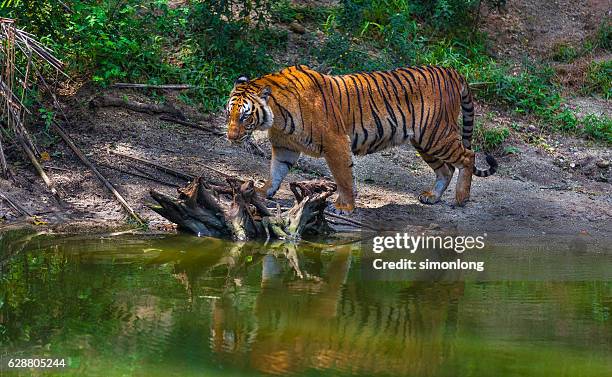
[582,60,612,99]
[481,65,558,116]
[593,19,611,51]
[473,122,510,151]
[4,0,285,112]
[338,0,480,34]
[38,107,55,133]
[271,0,333,24]
[315,32,393,73]
[550,43,579,63]
[581,114,612,144]
[503,145,521,155]
[0,0,21,7]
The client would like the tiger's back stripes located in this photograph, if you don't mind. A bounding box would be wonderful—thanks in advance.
[226,65,497,211]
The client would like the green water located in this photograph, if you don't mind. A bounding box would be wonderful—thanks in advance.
[0,230,611,377]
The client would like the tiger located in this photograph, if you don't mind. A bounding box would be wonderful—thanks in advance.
[225,65,497,212]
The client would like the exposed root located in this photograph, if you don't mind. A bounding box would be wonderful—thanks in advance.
[149,177,336,240]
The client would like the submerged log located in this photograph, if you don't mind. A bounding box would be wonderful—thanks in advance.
[149,177,336,240]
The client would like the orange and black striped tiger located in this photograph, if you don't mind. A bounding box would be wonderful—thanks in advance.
[225,65,497,212]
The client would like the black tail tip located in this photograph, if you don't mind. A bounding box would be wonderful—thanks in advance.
[485,154,498,169]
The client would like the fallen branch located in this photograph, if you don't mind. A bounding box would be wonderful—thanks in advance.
[109,150,194,181]
[0,192,32,217]
[149,178,336,240]
[244,139,267,157]
[110,151,364,233]
[469,81,496,88]
[97,161,179,188]
[90,95,185,119]
[52,123,146,226]
[112,83,193,90]
[109,149,238,181]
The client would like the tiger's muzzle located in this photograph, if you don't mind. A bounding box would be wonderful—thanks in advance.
[227,125,252,144]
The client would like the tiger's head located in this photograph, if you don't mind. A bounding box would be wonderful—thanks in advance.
[225,76,273,143]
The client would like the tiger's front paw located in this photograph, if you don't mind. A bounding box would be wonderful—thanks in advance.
[255,181,278,199]
[327,197,355,216]
[418,191,440,205]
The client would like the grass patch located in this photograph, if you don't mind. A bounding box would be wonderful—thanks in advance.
[581,114,612,144]
[582,60,612,99]
[473,120,510,152]
[550,43,580,63]
[271,0,335,24]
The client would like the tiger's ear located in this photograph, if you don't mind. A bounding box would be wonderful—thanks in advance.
[234,75,249,86]
[260,86,271,102]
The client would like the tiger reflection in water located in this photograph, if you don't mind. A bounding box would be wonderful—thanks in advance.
[203,245,465,376]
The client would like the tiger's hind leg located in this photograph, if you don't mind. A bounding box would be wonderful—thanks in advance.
[323,137,355,213]
[440,141,475,207]
[453,149,474,206]
[417,152,455,205]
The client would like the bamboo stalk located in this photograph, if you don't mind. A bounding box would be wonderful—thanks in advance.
[0,133,8,178]
[52,123,146,226]
[17,135,64,206]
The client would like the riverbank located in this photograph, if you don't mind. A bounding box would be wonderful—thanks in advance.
[0,83,610,238]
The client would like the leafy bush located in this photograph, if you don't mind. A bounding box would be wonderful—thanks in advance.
[594,19,611,51]
[582,60,612,100]
[581,114,612,144]
[4,0,286,112]
[550,43,579,63]
[271,0,333,24]
[473,123,510,151]
[315,32,396,73]
[338,0,480,34]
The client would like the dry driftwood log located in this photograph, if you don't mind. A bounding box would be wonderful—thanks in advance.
[149,177,336,240]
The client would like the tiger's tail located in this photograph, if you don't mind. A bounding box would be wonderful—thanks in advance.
[460,79,498,178]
